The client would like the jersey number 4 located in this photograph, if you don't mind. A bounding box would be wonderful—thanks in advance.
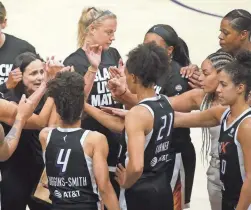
[157,113,173,141]
[56,149,72,173]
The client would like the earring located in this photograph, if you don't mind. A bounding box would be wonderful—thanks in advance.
[169,54,173,63]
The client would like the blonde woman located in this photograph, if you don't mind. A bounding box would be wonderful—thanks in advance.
[63,7,123,198]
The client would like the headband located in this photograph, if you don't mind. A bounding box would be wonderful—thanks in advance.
[147,25,178,46]
[87,9,113,27]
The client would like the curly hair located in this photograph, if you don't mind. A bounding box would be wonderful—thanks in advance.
[126,42,169,88]
[47,71,85,125]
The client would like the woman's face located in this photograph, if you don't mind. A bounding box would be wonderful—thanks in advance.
[23,59,44,94]
[218,18,244,54]
[199,59,219,93]
[91,18,117,50]
[216,70,245,106]
[144,33,174,56]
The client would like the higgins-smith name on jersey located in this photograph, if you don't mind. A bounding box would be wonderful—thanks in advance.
[48,176,87,187]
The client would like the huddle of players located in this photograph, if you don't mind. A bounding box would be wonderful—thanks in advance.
[1,2,251,210]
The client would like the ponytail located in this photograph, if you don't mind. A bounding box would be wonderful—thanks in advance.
[146,24,190,67]
[173,37,190,67]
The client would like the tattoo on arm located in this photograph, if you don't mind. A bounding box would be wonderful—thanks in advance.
[0,119,25,160]
[4,121,19,145]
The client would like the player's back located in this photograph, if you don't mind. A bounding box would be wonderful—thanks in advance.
[139,94,175,176]
[45,127,101,210]
[120,95,175,210]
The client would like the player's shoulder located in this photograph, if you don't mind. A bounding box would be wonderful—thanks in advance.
[5,33,35,52]
[105,47,121,62]
[39,127,54,139]
[238,113,251,129]
[86,130,107,143]
[126,105,153,124]
[63,48,87,65]
[39,127,55,150]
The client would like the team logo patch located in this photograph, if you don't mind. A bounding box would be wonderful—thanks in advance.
[54,190,62,198]
[175,84,182,92]
[150,157,158,167]
[228,128,235,137]
[230,128,235,134]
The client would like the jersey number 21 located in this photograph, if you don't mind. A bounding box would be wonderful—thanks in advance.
[157,113,173,141]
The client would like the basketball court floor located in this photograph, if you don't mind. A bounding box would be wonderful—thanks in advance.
[3,0,251,209]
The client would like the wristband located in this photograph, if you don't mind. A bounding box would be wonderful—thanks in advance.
[88,66,98,73]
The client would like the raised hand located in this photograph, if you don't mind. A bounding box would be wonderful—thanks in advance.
[180,64,199,78]
[109,59,125,79]
[107,78,127,97]
[84,44,102,69]
[115,164,127,188]
[44,56,65,83]
[6,68,23,89]
[180,64,201,89]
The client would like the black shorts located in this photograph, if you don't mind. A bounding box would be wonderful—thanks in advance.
[52,202,101,210]
[121,172,173,210]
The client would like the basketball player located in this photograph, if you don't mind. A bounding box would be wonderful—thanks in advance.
[63,7,123,198]
[107,24,194,209]
[39,71,120,210]
[85,42,175,210]
[170,51,233,210]
[0,2,36,92]
[174,51,251,210]
[103,51,234,210]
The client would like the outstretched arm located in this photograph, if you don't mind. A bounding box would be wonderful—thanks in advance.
[84,103,124,133]
[24,97,54,130]
[174,105,226,128]
[169,88,205,112]
[0,95,36,161]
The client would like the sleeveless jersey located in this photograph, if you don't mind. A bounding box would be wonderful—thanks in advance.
[124,94,175,176]
[219,108,251,209]
[45,128,101,210]
[120,95,175,210]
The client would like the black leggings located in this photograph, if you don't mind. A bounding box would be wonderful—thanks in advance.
[180,141,196,205]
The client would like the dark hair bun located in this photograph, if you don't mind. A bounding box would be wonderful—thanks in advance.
[236,50,251,67]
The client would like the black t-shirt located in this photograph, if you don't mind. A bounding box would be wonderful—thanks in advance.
[155,61,191,152]
[0,33,36,85]
[64,47,123,167]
